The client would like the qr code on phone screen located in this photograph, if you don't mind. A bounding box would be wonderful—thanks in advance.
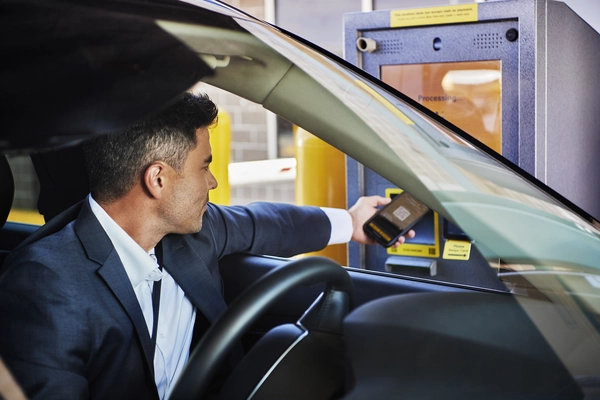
[393,206,410,221]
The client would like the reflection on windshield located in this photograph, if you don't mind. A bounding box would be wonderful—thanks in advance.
[501,269,600,380]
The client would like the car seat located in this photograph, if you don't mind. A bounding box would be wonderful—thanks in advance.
[0,155,15,266]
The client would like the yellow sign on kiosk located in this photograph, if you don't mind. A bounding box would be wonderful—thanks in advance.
[442,240,472,260]
[390,4,478,28]
[385,188,440,258]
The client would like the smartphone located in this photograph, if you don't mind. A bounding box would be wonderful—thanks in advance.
[363,191,429,247]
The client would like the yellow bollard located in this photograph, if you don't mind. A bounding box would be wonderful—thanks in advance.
[295,128,348,265]
[209,110,231,205]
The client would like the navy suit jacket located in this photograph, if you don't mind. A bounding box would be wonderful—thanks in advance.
[0,200,331,399]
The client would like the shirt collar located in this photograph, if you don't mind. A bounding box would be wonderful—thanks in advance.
[88,194,162,287]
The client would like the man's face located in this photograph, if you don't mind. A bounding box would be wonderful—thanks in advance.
[160,127,217,234]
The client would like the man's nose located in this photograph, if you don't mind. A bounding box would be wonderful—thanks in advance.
[209,169,218,190]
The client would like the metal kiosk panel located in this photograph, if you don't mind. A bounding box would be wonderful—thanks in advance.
[344,0,600,288]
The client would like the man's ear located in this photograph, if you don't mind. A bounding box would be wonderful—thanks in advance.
[144,162,168,199]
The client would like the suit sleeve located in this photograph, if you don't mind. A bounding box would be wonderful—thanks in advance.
[204,202,332,259]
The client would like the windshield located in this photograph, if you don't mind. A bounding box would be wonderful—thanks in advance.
[160,3,600,381]
[227,16,600,268]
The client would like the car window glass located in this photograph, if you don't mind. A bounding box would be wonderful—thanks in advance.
[199,18,600,294]
[6,155,43,225]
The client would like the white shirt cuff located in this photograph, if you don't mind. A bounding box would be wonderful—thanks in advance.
[320,207,353,245]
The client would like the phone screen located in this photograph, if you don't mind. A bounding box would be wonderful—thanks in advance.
[363,192,429,247]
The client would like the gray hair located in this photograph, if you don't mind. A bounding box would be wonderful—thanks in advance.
[84,93,218,203]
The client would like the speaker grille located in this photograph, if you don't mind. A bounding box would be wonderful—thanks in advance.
[473,32,503,49]
[380,38,403,52]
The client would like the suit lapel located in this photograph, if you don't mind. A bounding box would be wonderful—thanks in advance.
[96,253,157,371]
[74,201,157,377]
[161,236,227,323]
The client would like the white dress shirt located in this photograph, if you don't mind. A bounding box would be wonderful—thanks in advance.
[88,195,352,399]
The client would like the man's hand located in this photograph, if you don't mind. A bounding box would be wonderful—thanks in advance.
[348,195,415,247]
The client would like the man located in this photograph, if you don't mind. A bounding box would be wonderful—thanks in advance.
[0,93,413,399]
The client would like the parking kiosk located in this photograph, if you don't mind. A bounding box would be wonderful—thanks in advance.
[343,0,600,285]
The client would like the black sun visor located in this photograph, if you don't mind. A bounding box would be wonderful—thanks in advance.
[0,0,214,152]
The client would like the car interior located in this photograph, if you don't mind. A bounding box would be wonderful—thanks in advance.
[1,0,600,399]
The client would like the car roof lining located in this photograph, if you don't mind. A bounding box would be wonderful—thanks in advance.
[0,1,216,152]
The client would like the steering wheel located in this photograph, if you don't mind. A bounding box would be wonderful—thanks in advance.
[169,256,354,400]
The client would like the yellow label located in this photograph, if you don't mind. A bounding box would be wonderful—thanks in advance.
[442,240,472,260]
[367,222,391,242]
[385,188,440,258]
[390,4,478,28]
[387,241,439,258]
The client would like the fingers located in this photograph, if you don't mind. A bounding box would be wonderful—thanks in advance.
[391,229,415,248]
[372,195,392,207]
[350,196,417,247]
